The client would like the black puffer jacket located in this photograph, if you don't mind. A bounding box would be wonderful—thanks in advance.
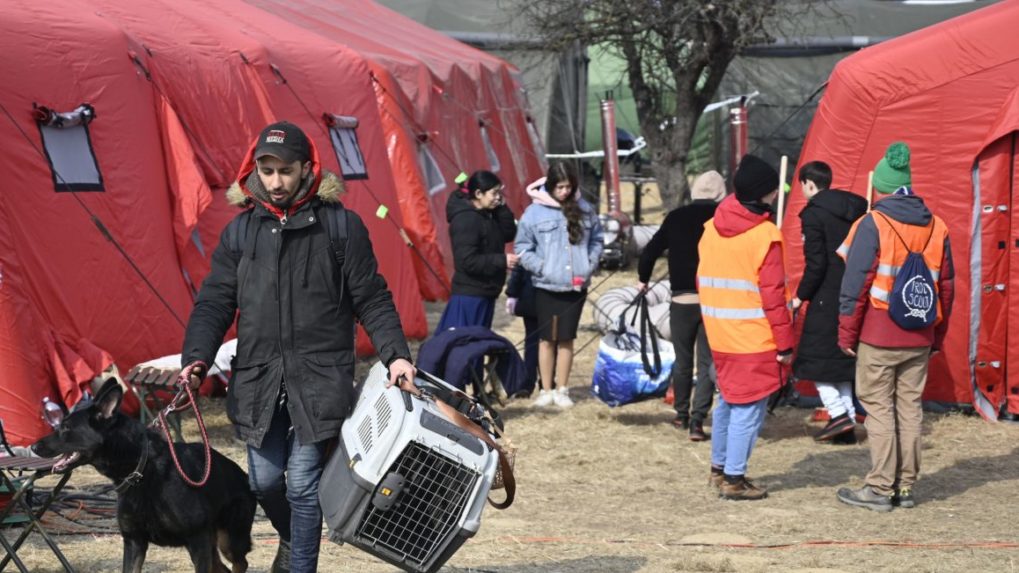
[793,188,868,382]
[182,166,410,448]
[446,190,516,298]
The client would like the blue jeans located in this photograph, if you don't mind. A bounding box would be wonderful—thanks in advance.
[247,404,327,573]
[710,396,768,476]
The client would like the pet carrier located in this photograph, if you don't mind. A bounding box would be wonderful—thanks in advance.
[320,362,513,573]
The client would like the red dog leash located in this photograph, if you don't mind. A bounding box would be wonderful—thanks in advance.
[150,361,212,488]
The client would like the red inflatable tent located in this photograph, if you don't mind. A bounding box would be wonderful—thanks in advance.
[0,0,485,445]
[784,1,1019,419]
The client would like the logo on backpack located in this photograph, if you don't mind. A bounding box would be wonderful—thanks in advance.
[876,212,938,330]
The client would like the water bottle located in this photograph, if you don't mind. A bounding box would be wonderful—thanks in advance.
[42,396,64,429]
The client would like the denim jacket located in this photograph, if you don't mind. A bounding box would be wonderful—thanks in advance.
[514,199,604,292]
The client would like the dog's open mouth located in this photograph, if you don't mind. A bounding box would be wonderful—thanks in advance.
[51,452,81,472]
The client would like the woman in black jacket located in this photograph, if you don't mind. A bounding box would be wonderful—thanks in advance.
[792,161,868,443]
[436,170,518,332]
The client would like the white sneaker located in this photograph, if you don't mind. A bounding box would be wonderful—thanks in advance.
[553,387,574,408]
[532,389,554,407]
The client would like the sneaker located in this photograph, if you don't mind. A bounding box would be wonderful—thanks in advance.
[831,430,858,445]
[719,476,768,500]
[814,413,855,442]
[689,420,708,442]
[532,389,554,407]
[836,486,893,512]
[708,467,724,490]
[671,416,689,430]
[892,487,915,508]
[552,387,574,408]
[271,539,291,573]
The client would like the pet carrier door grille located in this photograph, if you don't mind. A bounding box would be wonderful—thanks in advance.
[355,441,479,568]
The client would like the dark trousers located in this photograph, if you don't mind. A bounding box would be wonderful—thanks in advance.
[522,315,540,393]
[669,301,716,423]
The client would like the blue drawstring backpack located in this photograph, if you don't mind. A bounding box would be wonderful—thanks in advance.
[875,212,938,330]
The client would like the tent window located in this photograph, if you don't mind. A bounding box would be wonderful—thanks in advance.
[327,115,368,180]
[35,104,104,192]
[479,123,501,173]
[417,143,446,196]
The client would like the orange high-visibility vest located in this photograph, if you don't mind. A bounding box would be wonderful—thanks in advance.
[697,220,784,354]
[838,211,949,321]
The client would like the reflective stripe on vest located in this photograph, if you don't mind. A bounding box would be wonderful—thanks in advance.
[697,218,784,354]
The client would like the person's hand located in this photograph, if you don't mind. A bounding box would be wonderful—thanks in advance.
[637,282,648,292]
[182,362,206,391]
[506,253,520,270]
[791,297,802,310]
[506,297,518,315]
[840,347,857,357]
[387,358,417,389]
[776,352,793,366]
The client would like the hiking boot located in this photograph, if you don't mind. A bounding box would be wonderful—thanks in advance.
[532,389,554,408]
[814,413,855,442]
[708,467,724,490]
[271,539,291,573]
[836,486,893,512]
[892,487,915,508]
[552,387,574,408]
[831,429,858,445]
[719,476,768,500]
[689,420,708,442]
[671,416,689,430]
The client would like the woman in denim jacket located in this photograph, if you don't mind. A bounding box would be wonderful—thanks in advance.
[514,161,603,408]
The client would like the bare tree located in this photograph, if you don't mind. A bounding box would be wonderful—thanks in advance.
[519,0,808,210]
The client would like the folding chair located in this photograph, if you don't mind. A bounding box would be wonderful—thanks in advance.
[0,457,75,572]
[124,365,184,441]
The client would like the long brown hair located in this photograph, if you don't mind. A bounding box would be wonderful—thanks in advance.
[546,161,584,244]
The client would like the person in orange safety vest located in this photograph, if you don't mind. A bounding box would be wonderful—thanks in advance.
[835,142,954,512]
[699,154,794,501]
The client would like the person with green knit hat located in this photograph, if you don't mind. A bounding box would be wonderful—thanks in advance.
[833,140,955,512]
[871,141,912,194]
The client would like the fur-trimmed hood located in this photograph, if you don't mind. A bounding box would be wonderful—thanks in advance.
[226,127,345,216]
[226,170,344,208]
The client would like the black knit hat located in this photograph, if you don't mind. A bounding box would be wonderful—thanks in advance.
[733,154,779,203]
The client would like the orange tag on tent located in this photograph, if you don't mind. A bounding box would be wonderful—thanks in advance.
[376,205,389,219]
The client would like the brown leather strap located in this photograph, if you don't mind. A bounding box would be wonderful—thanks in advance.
[431,399,515,509]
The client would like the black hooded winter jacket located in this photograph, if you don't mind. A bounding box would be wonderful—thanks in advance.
[446,190,517,298]
[793,188,868,382]
[182,157,410,448]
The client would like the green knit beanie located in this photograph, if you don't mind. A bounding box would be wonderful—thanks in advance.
[872,142,911,194]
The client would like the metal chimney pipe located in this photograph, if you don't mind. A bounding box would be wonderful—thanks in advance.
[600,99,622,217]
[728,97,749,185]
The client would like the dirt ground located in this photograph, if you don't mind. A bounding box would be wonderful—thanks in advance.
[7,183,1019,572]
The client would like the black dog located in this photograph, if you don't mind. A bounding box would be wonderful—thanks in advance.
[33,378,256,573]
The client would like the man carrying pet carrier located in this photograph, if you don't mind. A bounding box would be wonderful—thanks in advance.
[181,121,416,572]
[835,142,954,512]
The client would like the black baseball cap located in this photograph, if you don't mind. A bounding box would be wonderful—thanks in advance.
[254,121,311,163]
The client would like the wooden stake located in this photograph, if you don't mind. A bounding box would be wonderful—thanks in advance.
[866,170,874,212]
[777,155,788,226]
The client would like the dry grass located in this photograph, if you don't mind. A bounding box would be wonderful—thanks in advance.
[7,187,1019,572]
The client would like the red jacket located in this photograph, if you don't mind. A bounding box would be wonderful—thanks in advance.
[698,196,793,404]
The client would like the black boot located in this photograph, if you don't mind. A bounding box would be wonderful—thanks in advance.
[271,539,291,573]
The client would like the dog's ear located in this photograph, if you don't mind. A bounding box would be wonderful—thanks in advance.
[96,379,124,419]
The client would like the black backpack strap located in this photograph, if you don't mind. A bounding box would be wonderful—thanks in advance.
[318,202,350,301]
[638,296,663,378]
